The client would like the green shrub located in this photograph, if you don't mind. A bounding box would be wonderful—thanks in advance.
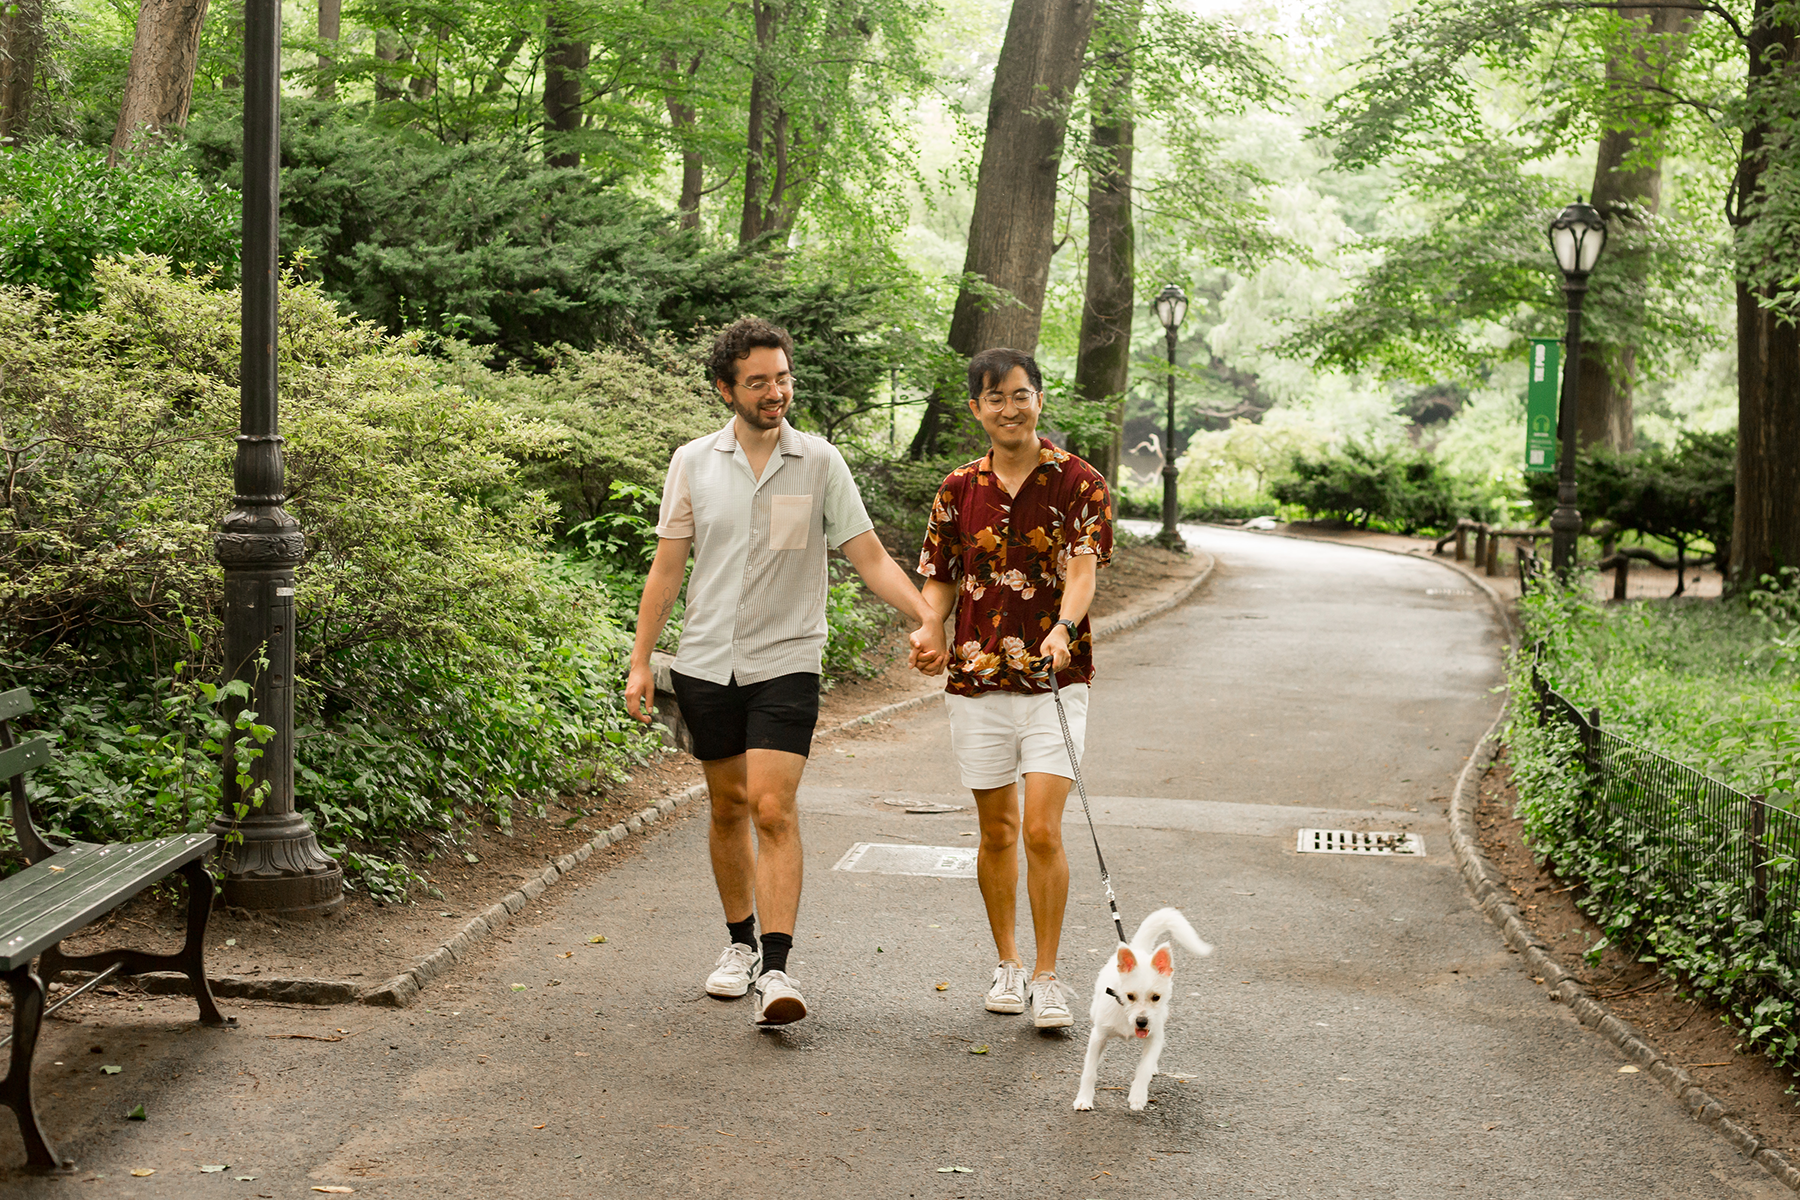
[0,140,239,311]
[1271,440,1468,534]
[0,256,659,890]
[1524,429,1736,563]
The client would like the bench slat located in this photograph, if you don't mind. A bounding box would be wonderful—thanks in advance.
[0,737,50,784]
[0,688,32,724]
[0,835,215,971]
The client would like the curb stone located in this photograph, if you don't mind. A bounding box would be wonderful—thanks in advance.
[1449,714,1800,1193]
[354,549,1216,1009]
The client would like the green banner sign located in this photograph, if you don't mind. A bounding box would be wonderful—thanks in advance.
[1525,338,1559,474]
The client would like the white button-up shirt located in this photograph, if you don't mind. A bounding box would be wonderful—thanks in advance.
[655,419,873,685]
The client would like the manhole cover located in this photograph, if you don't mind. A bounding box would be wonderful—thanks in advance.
[1425,588,1474,597]
[1296,829,1425,856]
[833,842,977,878]
[881,798,965,813]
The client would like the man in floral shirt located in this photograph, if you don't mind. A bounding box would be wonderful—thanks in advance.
[916,347,1113,1029]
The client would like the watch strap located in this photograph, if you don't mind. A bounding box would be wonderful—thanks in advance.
[1054,617,1079,637]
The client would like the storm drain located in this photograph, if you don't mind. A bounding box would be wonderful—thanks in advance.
[833,842,977,878]
[1296,828,1425,856]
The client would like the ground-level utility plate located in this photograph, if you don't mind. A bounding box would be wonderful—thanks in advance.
[833,843,977,878]
[1296,828,1425,856]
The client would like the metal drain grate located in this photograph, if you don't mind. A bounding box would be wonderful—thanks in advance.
[833,842,977,878]
[1296,829,1425,856]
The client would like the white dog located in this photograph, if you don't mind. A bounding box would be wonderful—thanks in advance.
[1073,907,1213,1112]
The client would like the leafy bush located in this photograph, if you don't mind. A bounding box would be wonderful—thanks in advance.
[0,140,239,311]
[1524,429,1736,563]
[1506,578,1800,1072]
[0,256,659,890]
[1271,440,1468,533]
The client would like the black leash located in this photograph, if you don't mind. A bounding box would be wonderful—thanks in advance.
[1047,667,1127,945]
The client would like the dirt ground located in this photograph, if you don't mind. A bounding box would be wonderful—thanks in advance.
[1474,750,1800,1157]
[46,537,1204,997]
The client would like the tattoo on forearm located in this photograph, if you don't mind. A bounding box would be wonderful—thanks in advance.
[654,589,674,626]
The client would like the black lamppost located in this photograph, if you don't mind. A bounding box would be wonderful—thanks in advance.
[208,0,343,915]
[1547,198,1608,580]
[1152,284,1188,549]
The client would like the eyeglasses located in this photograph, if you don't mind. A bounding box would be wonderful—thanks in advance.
[978,388,1039,412]
[736,374,796,396]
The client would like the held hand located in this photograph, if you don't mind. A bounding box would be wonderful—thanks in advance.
[909,621,948,676]
[1038,625,1072,674]
[624,662,656,724]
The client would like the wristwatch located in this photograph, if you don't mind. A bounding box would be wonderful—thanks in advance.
[1054,617,1078,639]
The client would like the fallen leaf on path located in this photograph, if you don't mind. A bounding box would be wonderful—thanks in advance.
[235,1177,258,1182]
[936,1166,972,1174]
[656,1124,689,1129]
[130,1169,154,1177]
[101,1065,121,1075]
[533,1125,546,1130]
[127,1105,147,1120]
[935,982,948,991]
[267,1034,342,1042]
[200,1165,227,1172]
[225,938,237,946]
[511,984,527,992]
[1617,1065,1639,1074]
[559,951,574,958]
[311,1188,355,1194]
[969,1045,989,1055]
[589,936,606,944]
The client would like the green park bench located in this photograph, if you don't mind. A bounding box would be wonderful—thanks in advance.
[0,686,230,1172]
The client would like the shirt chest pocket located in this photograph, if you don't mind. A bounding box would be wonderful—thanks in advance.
[769,493,813,551]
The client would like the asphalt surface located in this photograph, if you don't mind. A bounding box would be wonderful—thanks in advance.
[10,526,1784,1198]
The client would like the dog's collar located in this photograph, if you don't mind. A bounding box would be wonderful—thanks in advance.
[1104,987,1126,1006]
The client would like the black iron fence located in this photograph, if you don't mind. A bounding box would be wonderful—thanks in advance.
[1528,657,1800,988]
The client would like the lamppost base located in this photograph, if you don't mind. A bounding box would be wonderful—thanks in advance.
[218,869,345,918]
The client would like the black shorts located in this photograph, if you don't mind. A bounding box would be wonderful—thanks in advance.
[668,671,821,762]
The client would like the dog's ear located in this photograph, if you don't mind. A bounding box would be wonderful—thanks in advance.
[1115,946,1137,973]
[1152,945,1174,976]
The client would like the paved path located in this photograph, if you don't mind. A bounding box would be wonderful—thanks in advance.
[18,528,1783,1198]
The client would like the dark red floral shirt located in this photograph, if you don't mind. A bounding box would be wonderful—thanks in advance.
[917,438,1113,697]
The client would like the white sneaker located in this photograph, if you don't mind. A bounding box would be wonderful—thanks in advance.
[753,970,808,1026]
[705,942,762,998]
[1028,974,1072,1029]
[985,961,1027,1014]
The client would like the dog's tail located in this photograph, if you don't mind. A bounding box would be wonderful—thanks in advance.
[1130,907,1213,958]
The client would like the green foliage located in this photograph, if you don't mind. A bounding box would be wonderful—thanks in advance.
[0,257,661,896]
[822,560,888,685]
[1269,440,1469,533]
[1524,430,1736,559]
[1506,579,1800,1072]
[0,140,239,311]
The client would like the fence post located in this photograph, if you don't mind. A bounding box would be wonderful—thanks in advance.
[1486,533,1501,577]
[1582,706,1602,785]
[1455,521,1469,562]
[1751,794,1768,923]
[1613,556,1629,601]
[1474,524,1488,572]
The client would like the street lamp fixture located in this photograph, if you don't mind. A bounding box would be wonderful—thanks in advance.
[1546,198,1608,580]
[1152,283,1188,550]
[207,0,343,916]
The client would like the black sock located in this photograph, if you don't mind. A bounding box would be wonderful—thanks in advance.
[760,932,793,976]
[727,916,758,952]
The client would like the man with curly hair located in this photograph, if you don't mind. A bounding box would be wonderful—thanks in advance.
[625,316,947,1027]
[916,347,1113,1029]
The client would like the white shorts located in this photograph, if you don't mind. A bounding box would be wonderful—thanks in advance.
[944,685,1088,790]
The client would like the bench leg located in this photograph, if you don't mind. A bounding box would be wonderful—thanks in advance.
[0,967,70,1172]
[38,862,233,1029]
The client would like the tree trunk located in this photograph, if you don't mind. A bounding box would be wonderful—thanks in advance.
[1,0,44,149]
[374,30,404,100]
[315,0,340,98]
[663,50,704,228]
[110,0,211,164]
[1730,0,1800,590]
[483,31,529,94]
[1575,5,1692,452]
[739,0,780,244]
[544,10,588,167]
[910,0,1096,458]
[1071,0,1139,483]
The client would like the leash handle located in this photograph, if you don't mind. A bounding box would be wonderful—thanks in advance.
[1047,666,1127,945]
